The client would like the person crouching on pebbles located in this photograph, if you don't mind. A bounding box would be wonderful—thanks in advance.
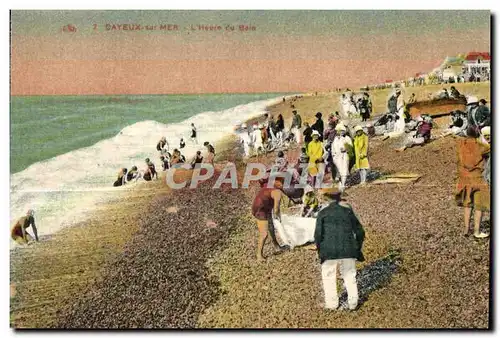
[156,136,169,155]
[113,168,128,187]
[252,177,289,261]
[314,189,365,311]
[203,141,216,165]
[11,209,39,245]
[143,158,158,181]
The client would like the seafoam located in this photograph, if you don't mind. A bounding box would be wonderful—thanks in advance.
[10,96,287,249]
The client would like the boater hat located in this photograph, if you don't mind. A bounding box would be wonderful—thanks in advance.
[312,130,321,137]
[320,187,342,201]
[354,125,363,133]
[335,124,346,132]
[481,126,491,136]
[467,96,479,105]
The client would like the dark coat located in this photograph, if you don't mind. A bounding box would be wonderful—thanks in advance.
[311,118,324,137]
[314,202,365,263]
[467,105,491,128]
[387,95,398,114]
[276,119,285,132]
[292,114,302,129]
[303,126,313,143]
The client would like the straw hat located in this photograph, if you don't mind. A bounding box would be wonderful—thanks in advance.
[241,123,247,129]
[354,125,363,133]
[335,124,346,132]
[467,96,479,105]
[312,130,321,137]
[319,187,342,201]
[481,126,491,136]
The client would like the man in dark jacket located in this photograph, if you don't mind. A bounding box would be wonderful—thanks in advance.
[303,122,313,148]
[314,190,365,310]
[387,91,399,114]
[311,112,324,141]
[466,97,490,130]
[291,110,302,143]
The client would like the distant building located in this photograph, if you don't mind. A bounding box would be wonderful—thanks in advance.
[463,52,490,81]
[439,56,464,82]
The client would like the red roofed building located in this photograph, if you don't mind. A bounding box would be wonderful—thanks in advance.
[463,52,490,81]
[464,52,490,61]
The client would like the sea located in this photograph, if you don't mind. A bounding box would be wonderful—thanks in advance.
[10,93,290,245]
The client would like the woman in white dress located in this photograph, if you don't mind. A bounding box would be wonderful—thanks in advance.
[332,124,353,192]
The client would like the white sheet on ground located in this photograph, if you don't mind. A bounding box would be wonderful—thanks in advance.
[273,214,317,249]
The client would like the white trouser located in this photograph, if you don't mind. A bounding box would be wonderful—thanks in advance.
[359,168,367,183]
[243,143,251,157]
[338,176,347,192]
[292,127,302,143]
[333,155,349,191]
[321,258,358,309]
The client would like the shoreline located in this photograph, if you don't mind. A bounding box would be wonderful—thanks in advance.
[10,94,286,246]
[9,127,255,328]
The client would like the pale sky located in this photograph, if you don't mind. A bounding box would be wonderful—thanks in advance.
[10,10,490,95]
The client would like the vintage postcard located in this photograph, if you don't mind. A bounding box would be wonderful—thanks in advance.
[9,10,491,329]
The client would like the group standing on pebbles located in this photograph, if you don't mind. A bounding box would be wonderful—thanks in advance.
[10,89,491,315]
[249,89,491,311]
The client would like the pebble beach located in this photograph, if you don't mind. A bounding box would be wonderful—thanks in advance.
[10,82,491,328]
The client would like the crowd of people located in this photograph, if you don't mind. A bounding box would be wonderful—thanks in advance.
[12,86,491,314]
[250,86,491,313]
[112,124,217,187]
